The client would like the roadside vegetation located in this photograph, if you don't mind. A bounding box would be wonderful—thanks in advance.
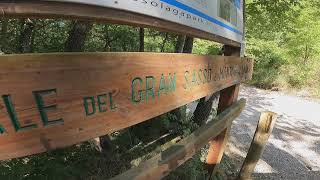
[246,0,320,96]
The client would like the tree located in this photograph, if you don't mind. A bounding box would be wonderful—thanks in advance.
[18,19,35,53]
[285,0,320,64]
[139,27,144,52]
[174,35,186,53]
[0,19,8,53]
[160,33,169,52]
[246,0,300,41]
[65,20,92,52]
[183,36,194,53]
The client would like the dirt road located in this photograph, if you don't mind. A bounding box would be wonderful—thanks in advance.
[226,86,320,179]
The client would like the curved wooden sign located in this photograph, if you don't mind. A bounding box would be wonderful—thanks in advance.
[0,53,252,160]
[0,1,241,47]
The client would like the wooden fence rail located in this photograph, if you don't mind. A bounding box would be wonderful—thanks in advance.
[112,99,246,180]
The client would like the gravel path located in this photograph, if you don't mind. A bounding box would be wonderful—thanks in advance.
[226,86,320,180]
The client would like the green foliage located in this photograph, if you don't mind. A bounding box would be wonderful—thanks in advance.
[145,29,176,52]
[33,19,71,53]
[86,24,141,52]
[164,153,208,180]
[246,0,300,40]
[193,39,222,55]
[246,39,287,88]
[0,143,101,180]
[246,0,320,94]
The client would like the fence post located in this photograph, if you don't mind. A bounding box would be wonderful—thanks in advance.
[205,45,241,177]
[238,112,278,180]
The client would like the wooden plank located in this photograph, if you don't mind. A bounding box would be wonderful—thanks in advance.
[0,1,240,47]
[0,53,252,160]
[111,99,246,180]
[205,45,242,177]
[238,112,277,180]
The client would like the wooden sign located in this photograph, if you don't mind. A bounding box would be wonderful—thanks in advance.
[0,53,253,160]
[0,1,242,47]
[47,0,244,43]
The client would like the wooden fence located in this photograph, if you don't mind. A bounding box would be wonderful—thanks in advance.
[0,1,251,179]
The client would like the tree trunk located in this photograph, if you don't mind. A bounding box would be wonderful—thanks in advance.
[174,35,186,53]
[191,94,219,126]
[104,25,121,52]
[190,44,225,127]
[1,19,8,53]
[160,33,168,52]
[139,27,144,52]
[30,27,36,53]
[122,43,128,51]
[65,20,92,52]
[104,25,111,51]
[183,36,194,53]
[18,19,35,53]
[304,44,309,65]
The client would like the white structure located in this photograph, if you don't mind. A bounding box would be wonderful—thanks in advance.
[50,0,244,43]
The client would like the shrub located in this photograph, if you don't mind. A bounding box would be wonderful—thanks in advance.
[246,38,287,89]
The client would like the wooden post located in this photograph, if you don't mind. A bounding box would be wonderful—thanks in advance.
[205,45,241,177]
[238,112,277,180]
[206,2,248,176]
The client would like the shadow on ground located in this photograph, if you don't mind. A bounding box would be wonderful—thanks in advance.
[225,86,320,179]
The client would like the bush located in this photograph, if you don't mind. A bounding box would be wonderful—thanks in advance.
[193,39,222,55]
[246,38,287,89]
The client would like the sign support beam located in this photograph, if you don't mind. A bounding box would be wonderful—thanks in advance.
[205,45,242,176]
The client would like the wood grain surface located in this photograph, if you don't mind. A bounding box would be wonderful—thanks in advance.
[0,52,253,160]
